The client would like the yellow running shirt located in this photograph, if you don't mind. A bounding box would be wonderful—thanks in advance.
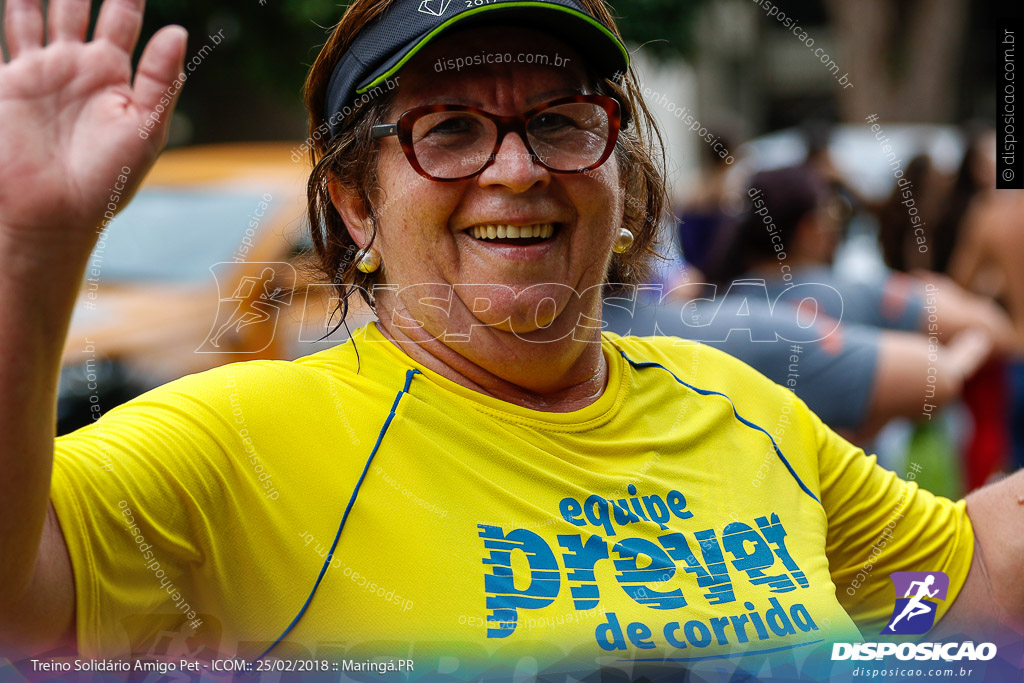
[50,321,973,678]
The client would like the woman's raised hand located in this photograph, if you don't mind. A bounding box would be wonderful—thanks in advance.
[0,0,187,248]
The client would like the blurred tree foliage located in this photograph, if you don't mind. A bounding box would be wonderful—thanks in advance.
[605,0,707,62]
[136,2,342,98]
[116,0,705,141]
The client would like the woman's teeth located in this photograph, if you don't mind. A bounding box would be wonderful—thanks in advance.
[470,223,555,241]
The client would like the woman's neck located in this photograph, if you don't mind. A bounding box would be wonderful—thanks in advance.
[374,308,609,413]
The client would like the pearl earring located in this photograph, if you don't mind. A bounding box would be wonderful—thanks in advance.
[613,228,634,254]
[356,248,381,274]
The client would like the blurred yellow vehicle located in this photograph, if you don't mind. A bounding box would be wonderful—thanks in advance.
[57,143,369,434]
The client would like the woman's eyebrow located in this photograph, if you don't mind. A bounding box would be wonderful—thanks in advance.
[526,87,588,105]
[418,96,484,108]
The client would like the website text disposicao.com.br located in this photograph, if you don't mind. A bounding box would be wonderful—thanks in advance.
[849,666,977,678]
[435,50,572,74]
[833,640,996,679]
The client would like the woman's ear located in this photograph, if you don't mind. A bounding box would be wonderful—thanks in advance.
[328,179,373,248]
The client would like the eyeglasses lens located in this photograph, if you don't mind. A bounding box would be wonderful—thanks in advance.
[409,102,611,180]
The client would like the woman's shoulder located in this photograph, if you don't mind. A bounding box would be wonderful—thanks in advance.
[601,330,813,425]
[602,329,778,388]
[103,338,372,421]
[53,339,391,491]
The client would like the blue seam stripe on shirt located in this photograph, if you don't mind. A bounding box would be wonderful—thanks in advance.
[258,368,422,659]
[619,349,821,506]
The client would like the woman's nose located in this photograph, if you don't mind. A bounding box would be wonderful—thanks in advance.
[478,131,550,193]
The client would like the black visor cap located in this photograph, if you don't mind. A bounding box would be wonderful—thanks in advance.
[324,0,630,138]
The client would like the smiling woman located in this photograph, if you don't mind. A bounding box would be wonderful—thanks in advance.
[1,0,1023,681]
[300,3,671,400]
[304,1,667,355]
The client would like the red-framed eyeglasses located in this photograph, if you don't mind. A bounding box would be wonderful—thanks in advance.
[371,95,622,182]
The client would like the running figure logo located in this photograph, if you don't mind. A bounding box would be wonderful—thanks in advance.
[198,263,295,354]
[882,571,949,635]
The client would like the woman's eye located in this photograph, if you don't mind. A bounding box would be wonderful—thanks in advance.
[531,113,577,133]
[424,116,478,137]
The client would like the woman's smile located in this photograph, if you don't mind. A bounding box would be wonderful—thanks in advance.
[460,221,564,263]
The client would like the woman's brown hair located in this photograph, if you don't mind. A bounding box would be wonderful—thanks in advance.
[302,0,669,330]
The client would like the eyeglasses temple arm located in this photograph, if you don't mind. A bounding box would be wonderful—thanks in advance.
[371,124,398,139]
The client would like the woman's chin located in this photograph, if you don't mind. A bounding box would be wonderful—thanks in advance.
[469,311,588,342]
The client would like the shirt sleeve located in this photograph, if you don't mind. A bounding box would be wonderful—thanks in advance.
[49,359,310,656]
[816,411,975,631]
[839,273,925,332]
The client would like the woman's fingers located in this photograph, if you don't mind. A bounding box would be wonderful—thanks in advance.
[48,0,92,44]
[93,0,144,55]
[132,25,187,132]
[3,0,45,59]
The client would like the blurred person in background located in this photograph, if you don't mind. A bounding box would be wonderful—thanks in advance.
[935,128,998,275]
[800,121,872,221]
[709,166,1014,350]
[717,165,1018,488]
[876,153,947,274]
[948,129,1024,476]
[675,127,741,277]
[708,165,1011,350]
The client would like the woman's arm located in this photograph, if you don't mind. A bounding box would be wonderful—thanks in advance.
[935,471,1024,637]
[912,270,1022,356]
[0,0,186,650]
[0,228,87,650]
[855,328,992,437]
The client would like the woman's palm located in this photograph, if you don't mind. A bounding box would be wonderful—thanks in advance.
[0,0,186,241]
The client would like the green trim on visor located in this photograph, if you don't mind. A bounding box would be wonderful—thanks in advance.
[355,1,630,95]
